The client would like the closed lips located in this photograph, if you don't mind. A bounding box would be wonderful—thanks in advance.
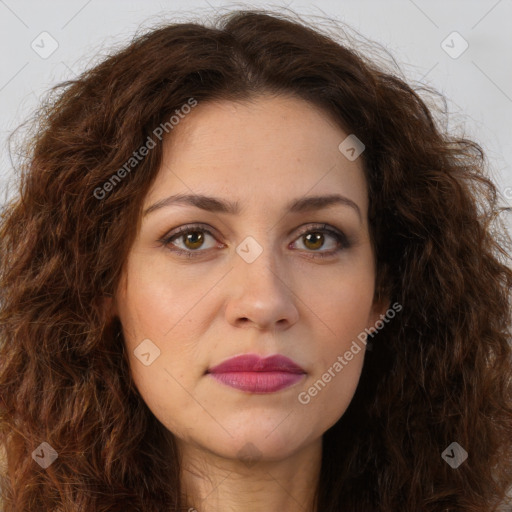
[206,354,305,374]
[206,354,306,393]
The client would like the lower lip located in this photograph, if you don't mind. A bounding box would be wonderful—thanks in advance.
[208,371,305,393]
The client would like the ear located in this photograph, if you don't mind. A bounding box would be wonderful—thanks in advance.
[368,266,393,327]
[100,294,117,320]
[367,295,392,332]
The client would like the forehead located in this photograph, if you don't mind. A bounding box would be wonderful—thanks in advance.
[145,94,369,217]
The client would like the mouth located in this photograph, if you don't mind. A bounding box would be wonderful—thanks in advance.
[206,354,306,393]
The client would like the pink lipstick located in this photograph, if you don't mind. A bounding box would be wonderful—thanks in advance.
[206,354,306,393]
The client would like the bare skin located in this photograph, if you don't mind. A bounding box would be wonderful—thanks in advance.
[112,93,388,512]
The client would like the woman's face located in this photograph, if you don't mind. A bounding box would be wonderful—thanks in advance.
[114,94,387,463]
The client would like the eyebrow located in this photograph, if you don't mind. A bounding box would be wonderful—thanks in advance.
[143,193,362,221]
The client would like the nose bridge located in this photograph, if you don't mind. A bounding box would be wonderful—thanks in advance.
[235,230,285,293]
[225,230,299,330]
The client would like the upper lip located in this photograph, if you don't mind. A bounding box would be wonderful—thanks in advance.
[207,354,305,374]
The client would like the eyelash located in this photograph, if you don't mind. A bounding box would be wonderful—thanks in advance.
[159,223,351,260]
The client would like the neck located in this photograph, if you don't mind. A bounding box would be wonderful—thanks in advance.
[178,438,322,512]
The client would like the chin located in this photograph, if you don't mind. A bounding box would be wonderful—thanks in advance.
[197,421,316,462]
[212,437,302,464]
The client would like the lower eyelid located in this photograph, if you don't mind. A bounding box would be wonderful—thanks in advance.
[292,235,343,251]
[165,230,218,250]
[161,225,349,255]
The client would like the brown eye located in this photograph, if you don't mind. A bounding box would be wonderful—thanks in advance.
[160,223,349,260]
[302,232,325,251]
[182,231,205,250]
[290,224,350,259]
[161,225,219,256]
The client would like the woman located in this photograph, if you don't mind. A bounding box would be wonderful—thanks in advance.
[1,8,511,512]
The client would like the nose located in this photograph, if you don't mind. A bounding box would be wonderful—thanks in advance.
[224,240,300,332]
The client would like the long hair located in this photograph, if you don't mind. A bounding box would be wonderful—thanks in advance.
[1,8,511,511]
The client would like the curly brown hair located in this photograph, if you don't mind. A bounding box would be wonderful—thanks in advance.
[1,8,511,512]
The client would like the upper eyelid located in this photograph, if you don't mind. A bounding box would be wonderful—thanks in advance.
[161,222,346,247]
[162,222,341,237]
[162,224,218,242]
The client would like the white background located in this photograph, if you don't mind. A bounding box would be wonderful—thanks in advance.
[1,0,511,217]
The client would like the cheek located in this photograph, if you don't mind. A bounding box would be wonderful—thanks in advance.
[298,256,376,351]
[292,259,375,423]
[116,253,213,435]
[126,348,205,440]
[116,250,207,340]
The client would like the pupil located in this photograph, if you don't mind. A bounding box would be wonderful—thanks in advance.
[306,232,323,250]
[185,232,203,249]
